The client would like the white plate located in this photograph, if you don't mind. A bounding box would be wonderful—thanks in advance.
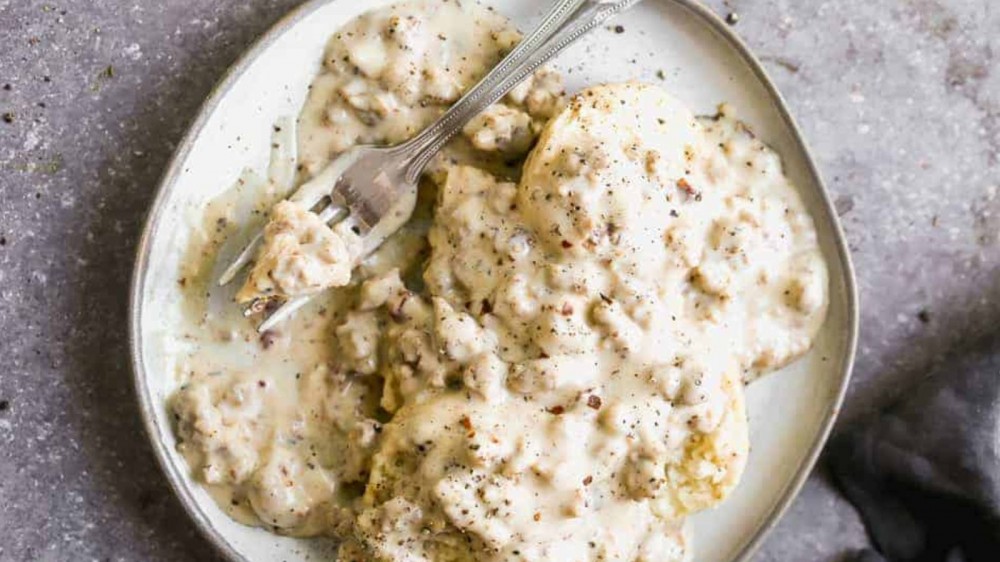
[130,1,858,560]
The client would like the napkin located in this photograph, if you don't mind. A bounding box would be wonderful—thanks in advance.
[827,332,1000,562]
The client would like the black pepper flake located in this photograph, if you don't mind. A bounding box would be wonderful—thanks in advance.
[917,309,931,324]
[0,399,9,412]
[583,475,593,486]
[2,112,13,124]
[587,395,602,410]
[613,25,625,34]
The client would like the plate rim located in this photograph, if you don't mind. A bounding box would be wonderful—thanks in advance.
[128,1,859,560]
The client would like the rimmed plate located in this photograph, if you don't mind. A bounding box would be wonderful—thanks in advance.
[130,1,858,560]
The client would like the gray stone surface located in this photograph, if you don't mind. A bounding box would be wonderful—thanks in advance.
[0,0,996,561]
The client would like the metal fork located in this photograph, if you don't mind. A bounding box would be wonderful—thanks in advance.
[220,0,646,332]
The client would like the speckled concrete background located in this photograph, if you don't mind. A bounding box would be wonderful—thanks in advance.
[0,0,996,561]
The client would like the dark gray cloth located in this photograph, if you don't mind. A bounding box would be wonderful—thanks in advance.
[828,332,1000,562]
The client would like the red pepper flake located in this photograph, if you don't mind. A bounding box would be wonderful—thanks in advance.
[459,416,476,438]
[677,178,696,194]
[561,302,574,316]
[561,240,574,249]
[547,405,565,415]
[583,475,593,486]
[587,395,603,410]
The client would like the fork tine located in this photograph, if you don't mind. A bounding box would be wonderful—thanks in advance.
[315,203,348,225]
[217,158,350,286]
[257,295,312,333]
[249,202,355,332]
[217,202,348,287]
[289,158,352,209]
[218,229,265,286]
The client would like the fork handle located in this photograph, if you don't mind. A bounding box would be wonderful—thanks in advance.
[400,0,645,183]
